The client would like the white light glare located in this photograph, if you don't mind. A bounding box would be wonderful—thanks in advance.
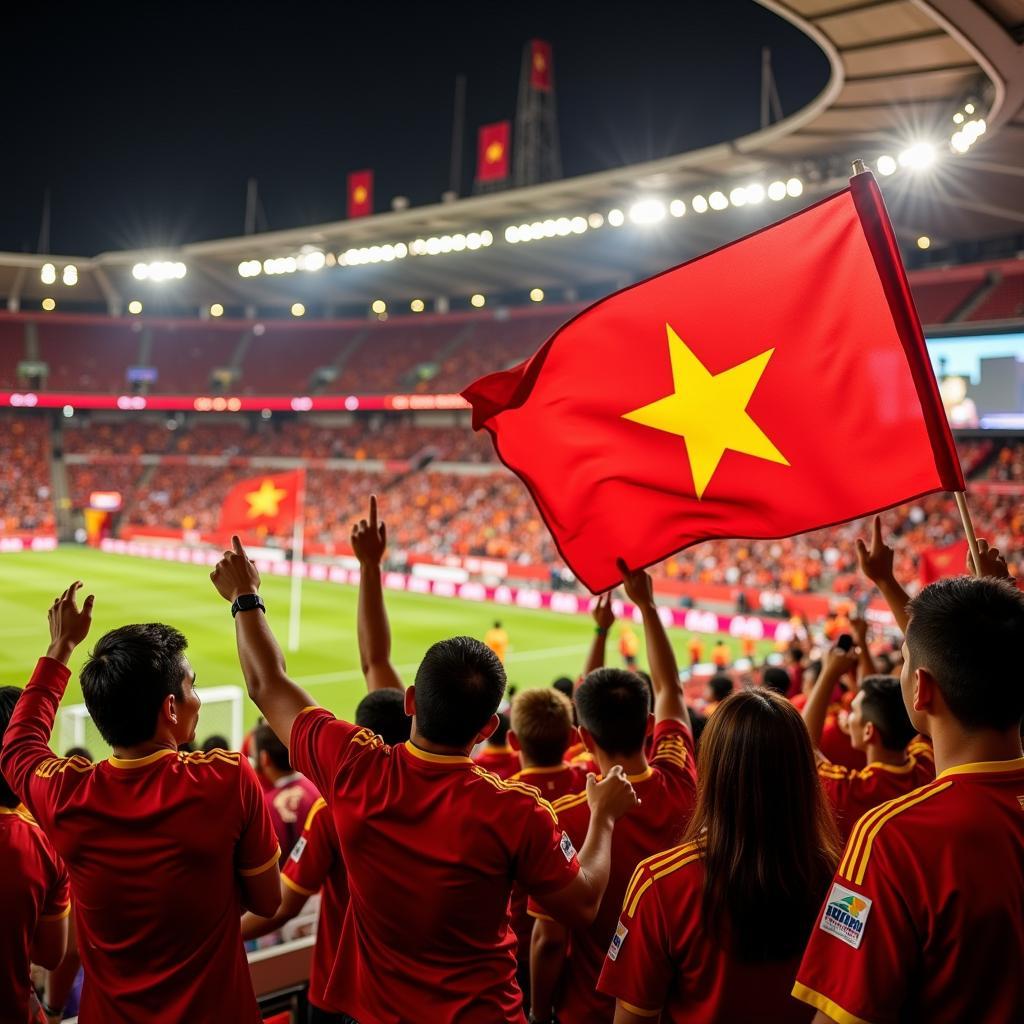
[767,181,786,201]
[729,187,747,207]
[708,191,729,211]
[133,261,187,282]
[291,302,305,317]
[62,265,78,286]
[897,143,936,171]
[786,177,803,197]
[238,260,261,277]
[371,299,386,314]
[40,263,56,284]
[410,299,425,312]
[745,183,765,204]
[876,155,897,176]
[530,288,544,302]
[470,293,486,308]
[691,195,708,213]
[607,208,625,227]
[669,199,686,217]
[628,198,666,225]
[128,300,143,314]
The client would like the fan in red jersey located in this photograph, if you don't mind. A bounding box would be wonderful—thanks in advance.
[251,721,320,860]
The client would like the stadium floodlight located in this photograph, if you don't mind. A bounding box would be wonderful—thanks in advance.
[470,293,486,308]
[530,288,544,302]
[297,250,325,272]
[588,212,604,229]
[708,191,729,211]
[876,155,897,176]
[953,112,964,125]
[371,299,386,314]
[786,177,804,197]
[62,264,78,286]
[964,102,975,114]
[629,198,666,225]
[466,232,482,250]
[691,194,708,213]
[133,260,187,282]
[290,302,305,317]
[767,181,786,201]
[897,143,936,170]
[209,303,224,318]
[41,263,57,285]
[128,300,143,315]
[728,187,747,207]
[745,183,765,205]
[669,199,686,217]
[410,298,425,312]
[41,297,56,311]
[238,260,261,277]
[555,217,573,236]
[62,405,74,418]
[133,262,149,280]
[504,225,521,243]
[917,236,931,250]
[570,216,588,233]
[607,208,625,227]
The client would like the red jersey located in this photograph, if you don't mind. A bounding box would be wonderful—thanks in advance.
[0,804,70,1022]
[795,757,1024,1024]
[598,842,813,1023]
[266,772,320,859]
[291,707,582,1024]
[817,747,935,841]
[0,658,280,1024]
[282,797,348,1012]
[474,744,521,779]
[507,763,592,964]
[529,720,698,1024]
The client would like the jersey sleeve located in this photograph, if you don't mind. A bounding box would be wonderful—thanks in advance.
[596,859,675,1017]
[514,796,581,899]
[650,719,697,788]
[0,658,71,826]
[39,836,71,921]
[794,828,918,1024]
[282,798,336,897]
[235,755,281,877]
[289,706,377,799]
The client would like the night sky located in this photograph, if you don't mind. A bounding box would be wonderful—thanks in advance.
[2,1,828,256]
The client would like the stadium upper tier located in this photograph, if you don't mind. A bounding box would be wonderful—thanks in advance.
[0,259,1021,398]
[0,1,1020,318]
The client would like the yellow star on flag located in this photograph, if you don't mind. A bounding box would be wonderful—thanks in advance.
[485,141,504,163]
[245,479,288,519]
[623,324,788,499]
[353,185,368,204]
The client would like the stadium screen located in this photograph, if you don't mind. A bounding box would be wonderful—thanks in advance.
[926,329,1024,429]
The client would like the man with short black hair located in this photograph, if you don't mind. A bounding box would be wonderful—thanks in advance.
[353,688,410,744]
[530,561,698,1024]
[253,721,319,860]
[0,584,280,1024]
[796,528,1024,1024]
[214,504,638,1023]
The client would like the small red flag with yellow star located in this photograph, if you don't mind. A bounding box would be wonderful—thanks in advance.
[219,470,301,538]
[476,122,510,183]
[463,172,964,592]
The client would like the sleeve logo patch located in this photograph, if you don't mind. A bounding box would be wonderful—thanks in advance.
[559,831,577,862]
[820,881,872,949]
[607,920,628,961]
[289,837,307,862]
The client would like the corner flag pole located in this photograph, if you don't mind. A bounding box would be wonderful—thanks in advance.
[288,467,306,652]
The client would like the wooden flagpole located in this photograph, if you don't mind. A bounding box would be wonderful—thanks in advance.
[955,491,982,577]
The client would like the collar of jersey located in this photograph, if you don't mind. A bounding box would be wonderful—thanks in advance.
[517,763,569,776]
[864,757,917,775]
[404,741,472,766]
[482,745,514,755]
[938,755,1024,779]
[107,748,178,769]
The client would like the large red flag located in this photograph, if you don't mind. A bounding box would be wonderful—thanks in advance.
[219,470,301,536]
[347,170,373,218]
[530,40,553,91]
[477,122,510,183]
[463,172,964,593]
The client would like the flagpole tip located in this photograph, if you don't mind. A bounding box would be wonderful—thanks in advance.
[851,159,868,175]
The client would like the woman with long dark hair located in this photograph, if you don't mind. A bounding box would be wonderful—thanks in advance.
[598,689,840,1023]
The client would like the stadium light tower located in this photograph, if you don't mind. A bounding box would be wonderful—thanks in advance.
[514,40,562,187]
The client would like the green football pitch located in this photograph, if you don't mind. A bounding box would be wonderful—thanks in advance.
[0,547,774,753]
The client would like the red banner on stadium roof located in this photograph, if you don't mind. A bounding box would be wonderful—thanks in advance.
[0,392,470,412]
[476,122,510,182]
[529,40,552,91]
[347,169,373,218]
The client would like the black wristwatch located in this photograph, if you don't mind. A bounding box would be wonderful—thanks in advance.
[231,593,266,618]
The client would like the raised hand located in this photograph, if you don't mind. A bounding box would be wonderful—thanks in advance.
[616,557,654,610]
[856,515,895,585]
[351,494,388,567]
[821,644,860,681]
[210,535,262,602]
[585,764,639,822]
[592,592,615,632]
[48,581,94,664]
[972,538,1012,581]
[849,615,869,646]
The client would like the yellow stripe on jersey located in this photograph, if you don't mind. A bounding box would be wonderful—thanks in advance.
[282,873,317,898]
[34,755,96,778]
[619,1000,662,1018]
[626,850,702,918]
[304,797,327,832]
[239,847,281,876]
[470,767,557,823]
[39,902,72,922]
[840,781,952,884]
[622,841,702,916]
[551,792,588,815]
[181,750,240,768]
[791,983,874,1024]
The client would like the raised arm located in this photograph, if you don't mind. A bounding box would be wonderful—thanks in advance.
[211,537,317,749]
[582,593,615,677]
[856,516,911,635]
[617,559,691,730]
[849,615,877,683]
[351,495,403,692]
[802,646,859,749]
[0,583,93,815]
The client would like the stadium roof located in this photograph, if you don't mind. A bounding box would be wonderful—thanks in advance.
[2,0,1022,316]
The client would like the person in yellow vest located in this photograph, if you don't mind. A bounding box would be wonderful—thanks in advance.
[711,639,730,669]
[484,621,509,664]
[619,625,639,670]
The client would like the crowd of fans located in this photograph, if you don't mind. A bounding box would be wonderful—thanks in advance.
[1,496,1021,1024]
[0,415,55,535]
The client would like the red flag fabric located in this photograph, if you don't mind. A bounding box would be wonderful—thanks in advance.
[219,470,301,536]
[347,170,373,218]
[919,540,970,585]
[463,173,964,593]
[530,40,553,91]
[476,122,510,183]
